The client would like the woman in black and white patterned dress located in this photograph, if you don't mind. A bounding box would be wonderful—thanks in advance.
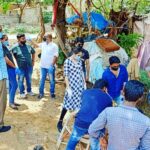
[57,47,86,132]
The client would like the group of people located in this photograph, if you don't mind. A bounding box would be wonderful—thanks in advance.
[0,25,62,132]
[54,37,150,149]
[0,23,150,150]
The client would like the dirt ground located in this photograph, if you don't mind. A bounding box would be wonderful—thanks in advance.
[0,61,66,150]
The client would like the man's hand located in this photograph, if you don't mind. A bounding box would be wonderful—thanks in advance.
[100,137,108,150]
[32,60,35,66]
[86,75,89,82]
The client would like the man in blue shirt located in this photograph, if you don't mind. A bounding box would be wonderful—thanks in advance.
[0,41,11,133]
[89,80,150,150]
[66,79,112,150]
[1,35,19,110]
[102,56,128,105]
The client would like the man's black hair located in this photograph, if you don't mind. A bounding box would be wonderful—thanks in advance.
[124,80,144,102]
[74,37,84,44]
[1,34,7,40]
[72,46,82,54]
[109,56,120,65]
[17,33,25,39]
[93,79,108,89]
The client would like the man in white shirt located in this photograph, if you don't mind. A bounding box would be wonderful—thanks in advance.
[32,34,59,99]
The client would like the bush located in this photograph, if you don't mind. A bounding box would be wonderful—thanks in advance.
[118,33,143,57]
[4,25,40,34]
[1,2,10,14]
[15,25,26,33]
[3,26,9,33]
[43,11,52,23]
[57,48,66,67]
[27,26,40,34]
[140,70,150,90]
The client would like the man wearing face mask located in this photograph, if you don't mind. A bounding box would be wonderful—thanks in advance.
[11,34,35,98]
[102,56,128,105]
[1,35,9,48]
[1,35,19,110]
[66,79,112,150]
[31,34,58,99]
[69,37,90,81]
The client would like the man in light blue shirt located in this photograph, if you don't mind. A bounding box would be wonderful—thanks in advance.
[89,80,150,150]
[0,41,11,133]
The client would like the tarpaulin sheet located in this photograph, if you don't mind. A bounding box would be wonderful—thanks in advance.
[83,40,128,83]
[66,11,109,30]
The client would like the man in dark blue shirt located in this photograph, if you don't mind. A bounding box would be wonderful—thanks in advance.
[11,34,35,99]
[66,79,112,150]
[102,56,128,105]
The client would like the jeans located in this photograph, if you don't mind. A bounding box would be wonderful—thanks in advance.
[114,95,124,105]
[39,66,55,95]
[66,125,100,150]
[18,66,33,94]
[8,68,18,104]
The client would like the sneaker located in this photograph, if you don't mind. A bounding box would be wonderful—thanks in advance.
[0,126,11,133]
[57,121,63,133]
[9,104,18,110]
[14,103,21,106]
[20,94,27,99]
[27,92,35,96]
[51,94,56,99]
[37,94,44,99]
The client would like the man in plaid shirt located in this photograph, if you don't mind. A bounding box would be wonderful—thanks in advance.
[89,80,150,150]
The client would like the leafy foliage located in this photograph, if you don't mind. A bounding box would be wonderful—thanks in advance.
[0,2,10,14]
[117,33,142,57]
[43,11,52,23]
[3,25,40,34]
[140,70,150,90]
[57,48,66,67]
[92,0,150,18]
[42,0,53,5]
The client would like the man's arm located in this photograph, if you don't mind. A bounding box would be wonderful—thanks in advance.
[52,45,59,66]
[5,56,16,68]
[124,66,128,82]
[122,67,128,92]
[30,40,40,48]
[52,56,57,66]
[140,127,150,150]
[88,109,107,138]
